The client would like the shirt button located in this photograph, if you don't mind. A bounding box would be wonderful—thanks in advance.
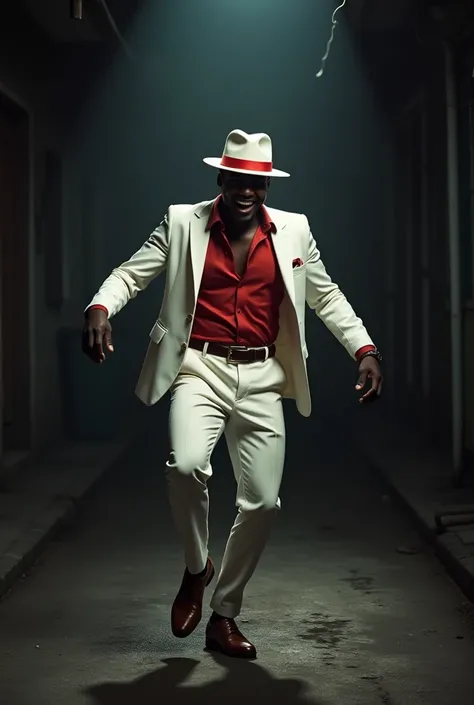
[180,342,187,353]
[186,314,193,323]
[237,309,241,314]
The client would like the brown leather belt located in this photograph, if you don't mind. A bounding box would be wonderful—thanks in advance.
[189,339,276,363]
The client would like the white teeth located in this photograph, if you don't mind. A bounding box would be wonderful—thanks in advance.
[237,200,253,207]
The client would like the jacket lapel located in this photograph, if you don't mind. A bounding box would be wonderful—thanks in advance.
[269,211,296,305]
[189,200,213,301]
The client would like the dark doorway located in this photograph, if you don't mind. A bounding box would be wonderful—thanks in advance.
[0,92,31,467]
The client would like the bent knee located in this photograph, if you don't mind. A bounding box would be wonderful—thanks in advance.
[166,450,209,479]
[240,495,281,512]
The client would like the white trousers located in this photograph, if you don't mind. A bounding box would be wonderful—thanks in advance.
[166,346,286,618]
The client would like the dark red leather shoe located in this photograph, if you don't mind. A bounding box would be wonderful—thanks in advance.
[171,557,215,638]
[205,617,257,659]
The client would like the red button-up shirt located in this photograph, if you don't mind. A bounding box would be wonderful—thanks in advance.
[191,197,285,347]
[88,198,375,360]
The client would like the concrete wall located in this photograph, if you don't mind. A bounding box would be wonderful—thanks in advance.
[464,306,474,454]
[459,36,474,464]
[388,59,452,445]
[0,15,86,454]
[381,34,474,463]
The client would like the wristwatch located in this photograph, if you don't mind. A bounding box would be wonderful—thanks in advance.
[359,348,383,364]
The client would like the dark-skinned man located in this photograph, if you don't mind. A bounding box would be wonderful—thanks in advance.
[83,129,383,660]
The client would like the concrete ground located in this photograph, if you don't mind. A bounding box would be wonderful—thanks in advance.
[349,406,474,602]
[0,409,473,705]
[0,439,132,598]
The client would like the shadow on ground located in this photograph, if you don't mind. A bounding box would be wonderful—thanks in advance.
[84,654,324,705]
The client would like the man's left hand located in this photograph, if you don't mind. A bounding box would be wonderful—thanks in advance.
[355,356,383,403]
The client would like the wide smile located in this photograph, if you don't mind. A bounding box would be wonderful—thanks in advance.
[234,198,256,214]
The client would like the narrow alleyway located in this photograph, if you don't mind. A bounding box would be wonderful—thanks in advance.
[0,410,473,705]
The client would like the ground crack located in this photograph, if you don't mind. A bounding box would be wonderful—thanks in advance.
[361,676,394,704]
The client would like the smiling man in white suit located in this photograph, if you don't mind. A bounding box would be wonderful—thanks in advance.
[82,129,383,660]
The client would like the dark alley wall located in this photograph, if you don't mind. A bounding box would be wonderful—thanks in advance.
[74,0,392,429]
[0,9,86,451]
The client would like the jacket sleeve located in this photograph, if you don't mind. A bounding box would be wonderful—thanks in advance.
[85,210,170,319]
[303,215,374,358]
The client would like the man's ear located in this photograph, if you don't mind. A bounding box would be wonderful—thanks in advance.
[217,172,223,188]
[266,177,271,190]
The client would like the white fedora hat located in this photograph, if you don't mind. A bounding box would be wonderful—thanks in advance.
[203,129,290,178]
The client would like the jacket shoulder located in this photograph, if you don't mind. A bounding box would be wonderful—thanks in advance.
[168,200,214,219]
[266,206,308,231]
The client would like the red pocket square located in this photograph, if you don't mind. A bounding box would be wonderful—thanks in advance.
[292,258,304,268]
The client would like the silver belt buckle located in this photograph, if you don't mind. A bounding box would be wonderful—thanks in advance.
[226,345,246,363]
[226,345,269,363]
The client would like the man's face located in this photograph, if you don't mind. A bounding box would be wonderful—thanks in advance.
[218,170,270,223]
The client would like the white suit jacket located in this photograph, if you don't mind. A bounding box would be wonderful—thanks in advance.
[88,199,374,416]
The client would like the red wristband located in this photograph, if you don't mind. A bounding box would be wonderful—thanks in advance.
[86,304,109,317]
[355,345,376,361]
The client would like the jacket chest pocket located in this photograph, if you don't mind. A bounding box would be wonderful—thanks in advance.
[149,319,168,344]
[292,264,306,300]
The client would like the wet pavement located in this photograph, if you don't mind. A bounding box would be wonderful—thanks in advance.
[0,406,473,705]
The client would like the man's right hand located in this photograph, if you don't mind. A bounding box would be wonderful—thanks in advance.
[82,308,114,364]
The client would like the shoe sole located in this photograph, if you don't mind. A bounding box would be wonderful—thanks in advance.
[171,564,215,639]
[205,637,257,660]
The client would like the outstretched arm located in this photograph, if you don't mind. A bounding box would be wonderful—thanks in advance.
[86,211,170,319]
[303,215,382,402]
[303,216,374,358]
[82,210,170,364]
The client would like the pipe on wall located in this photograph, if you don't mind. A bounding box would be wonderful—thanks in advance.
[444,40,464,484]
